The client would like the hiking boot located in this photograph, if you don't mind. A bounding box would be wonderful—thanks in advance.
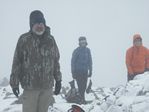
[80,98,87,104]
[81,100,87,104]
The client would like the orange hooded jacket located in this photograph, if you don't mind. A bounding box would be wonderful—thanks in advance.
[126,34,149,75]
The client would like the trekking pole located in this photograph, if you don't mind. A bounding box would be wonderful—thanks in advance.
[97,87,120,105]
[90,89,100,100]
[87,87,120,112]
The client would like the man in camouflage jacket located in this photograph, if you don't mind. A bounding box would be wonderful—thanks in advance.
[10,10,62,112]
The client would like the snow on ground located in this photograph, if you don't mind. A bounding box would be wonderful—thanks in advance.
[1,72,149,112]
[0,86,21,112]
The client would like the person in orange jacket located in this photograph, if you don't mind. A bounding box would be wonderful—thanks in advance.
[126,34,149,81]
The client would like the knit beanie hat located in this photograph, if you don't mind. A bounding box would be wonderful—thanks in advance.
[79,36,86,41]
[29,10,46,29]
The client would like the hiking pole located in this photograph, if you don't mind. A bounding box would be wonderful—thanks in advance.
[97,87,120,105]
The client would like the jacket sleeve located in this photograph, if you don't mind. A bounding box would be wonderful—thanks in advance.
[145,49,149,71]
[53,39,62,81]
[88,48,92,76]
[10,38,23,88]
[126,49,134,75]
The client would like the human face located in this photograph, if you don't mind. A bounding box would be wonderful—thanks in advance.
[79,40,87,47]
[32,23,45,35]
[134,38,142,46]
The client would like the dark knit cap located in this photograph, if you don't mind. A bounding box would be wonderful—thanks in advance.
[29,10,46,29]
[79,36,86,41]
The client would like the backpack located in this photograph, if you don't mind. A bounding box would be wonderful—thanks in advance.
[65,88,82,104]
[68,105,85,112]
[65,80,82,104]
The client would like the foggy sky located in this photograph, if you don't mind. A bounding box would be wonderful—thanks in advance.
[1,0,149,87]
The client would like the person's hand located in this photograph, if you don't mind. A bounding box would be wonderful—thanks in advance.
[12,88,20,98]
[128,72,134,76]
[54,80,61,95]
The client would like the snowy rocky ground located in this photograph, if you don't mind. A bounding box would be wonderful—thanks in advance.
[1,72,149,112]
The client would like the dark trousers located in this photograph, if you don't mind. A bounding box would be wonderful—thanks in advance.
[127,75,136,81]
[75,74,88,101]
[127,71,144,81]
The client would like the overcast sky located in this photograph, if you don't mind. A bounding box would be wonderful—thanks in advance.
[1,0,149,87]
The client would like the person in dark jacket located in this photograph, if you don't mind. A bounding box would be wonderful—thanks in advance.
[10,10,62,112]
[71,36,92,104]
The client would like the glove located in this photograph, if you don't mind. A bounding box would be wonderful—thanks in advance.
[12,88,20,98]
[69,80,75,89]
[128,72,134,76]
[54,81,61,95]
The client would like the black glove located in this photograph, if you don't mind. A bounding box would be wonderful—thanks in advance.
[54,81,61,95]
[69,80,75,89]
[12,88,20,98]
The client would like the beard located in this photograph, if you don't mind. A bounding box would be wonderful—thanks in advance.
[34,30,45,35]
[32,26,45,36]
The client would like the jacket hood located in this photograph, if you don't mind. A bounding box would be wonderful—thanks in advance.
[133,34,142,46]
[133,34,142,42]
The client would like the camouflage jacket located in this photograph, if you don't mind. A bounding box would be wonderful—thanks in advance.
[10,27,62,89]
